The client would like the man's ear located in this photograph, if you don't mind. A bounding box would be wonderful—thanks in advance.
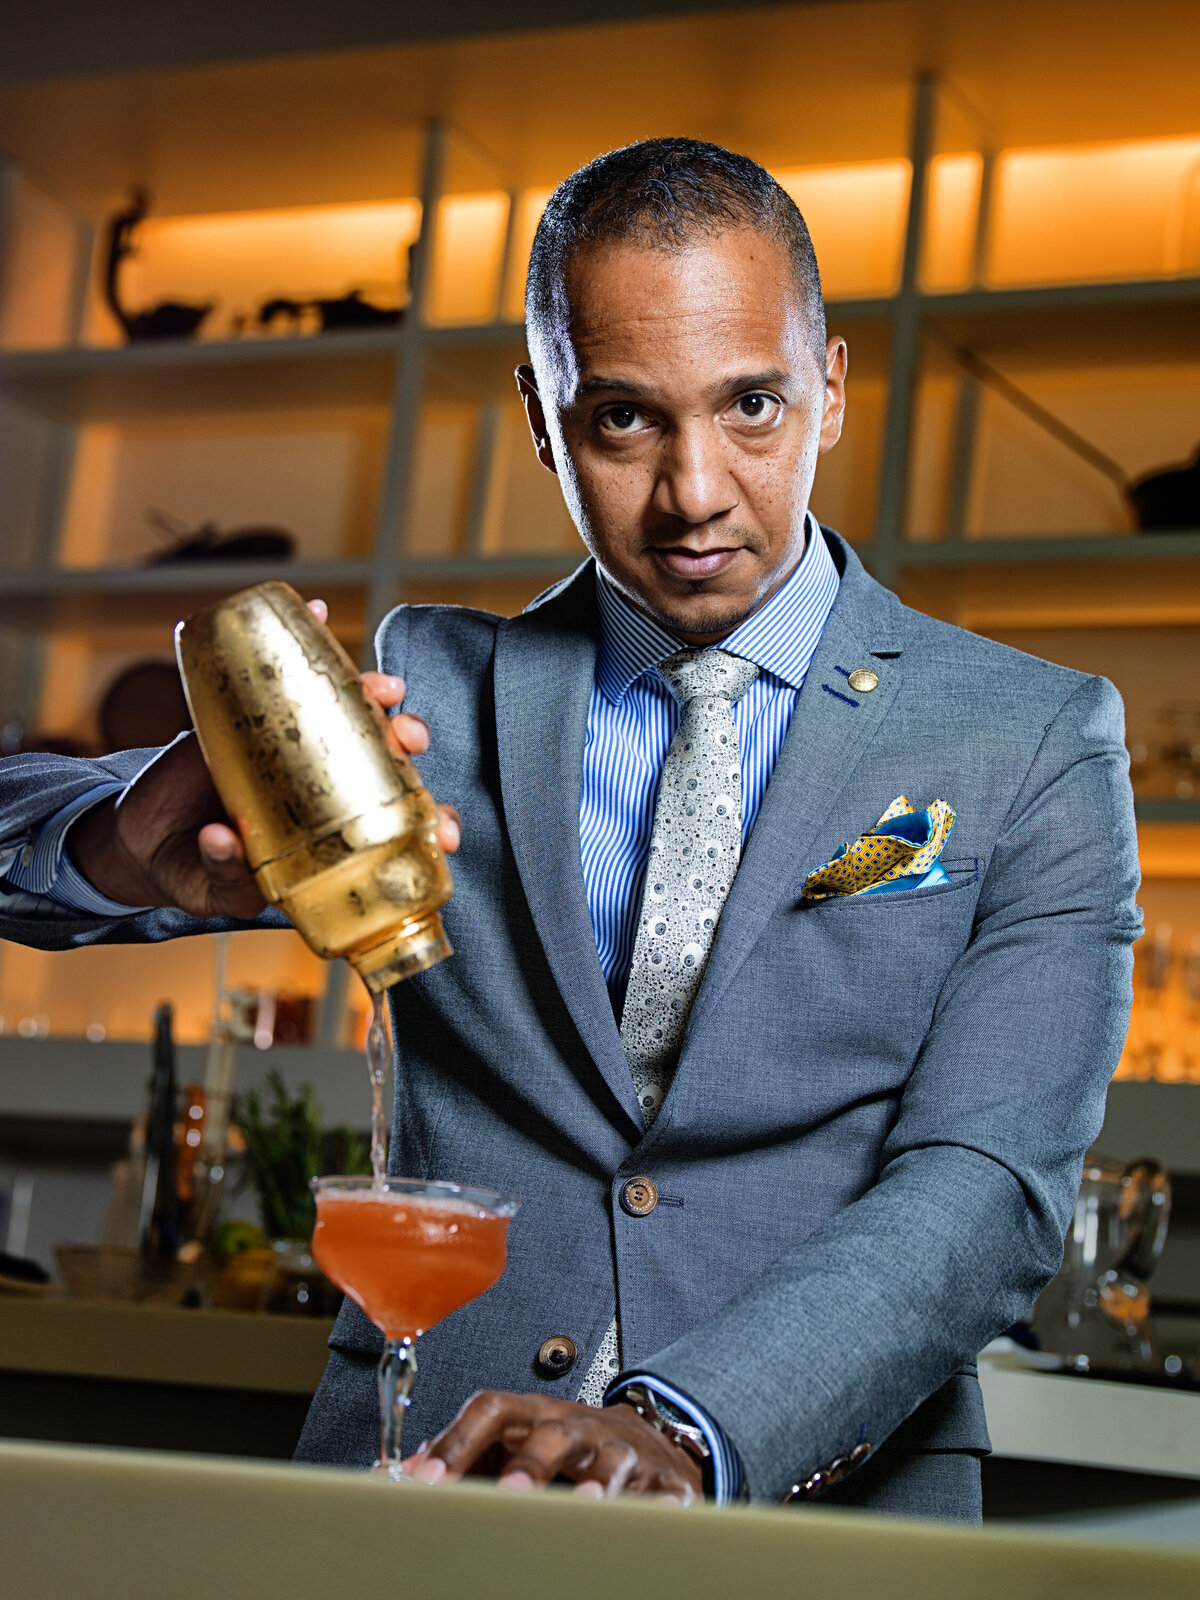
[818,337,848,455]
[515,364,558,475]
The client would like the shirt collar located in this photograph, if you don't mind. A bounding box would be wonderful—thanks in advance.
[594,512,840,704]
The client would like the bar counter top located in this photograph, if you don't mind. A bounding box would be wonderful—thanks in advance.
[5,1437,1200,1600]
[978,1348,1200,1479]
[0,1295,334,1393]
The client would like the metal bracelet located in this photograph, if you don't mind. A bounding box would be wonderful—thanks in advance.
[617,1383,712,1468]
[783,1440,872,1503]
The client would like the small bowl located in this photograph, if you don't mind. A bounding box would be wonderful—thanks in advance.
[55,1245,198,1306]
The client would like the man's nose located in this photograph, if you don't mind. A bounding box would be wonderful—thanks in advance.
[650,423,739,525]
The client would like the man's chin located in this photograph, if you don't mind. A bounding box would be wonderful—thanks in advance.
[631,588,763,643]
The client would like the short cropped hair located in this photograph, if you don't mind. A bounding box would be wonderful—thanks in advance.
[526,137,826,366]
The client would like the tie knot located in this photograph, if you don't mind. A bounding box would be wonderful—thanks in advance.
[658,648,759,705]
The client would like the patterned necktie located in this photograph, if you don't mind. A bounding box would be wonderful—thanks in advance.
[621,647,761,1126]
[576,647,759,1407]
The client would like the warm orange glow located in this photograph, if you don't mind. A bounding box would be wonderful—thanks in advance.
[112,201,422,344]
[502,187,555,322]
[0,174,82,350]
[497,162,921,308]
[0,930,325,1044]
[777,161,911,299]
[427,191,510,325]
[73,130,1200,350]
[988,135,1200,286]
[56,413,386,569]
[1139,824,1200,881]
[1113,833,1200,1083]
[922,152,984,291]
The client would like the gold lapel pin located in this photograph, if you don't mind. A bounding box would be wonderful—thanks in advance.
[848,668,879,693]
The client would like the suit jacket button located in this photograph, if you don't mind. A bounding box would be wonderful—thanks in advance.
[536,1336,578,1377]
[620,1177,659,1216]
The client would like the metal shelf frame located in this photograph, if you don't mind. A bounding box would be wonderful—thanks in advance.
[1135,799,1200,824]
[2,78,1199,1048]
[0,328,401,421]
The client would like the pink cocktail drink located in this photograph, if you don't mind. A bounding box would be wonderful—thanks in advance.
[313,1187,512,1339]
[310,1176,519,1479]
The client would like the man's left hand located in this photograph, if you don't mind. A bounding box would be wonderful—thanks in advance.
[404,1391,702,1503]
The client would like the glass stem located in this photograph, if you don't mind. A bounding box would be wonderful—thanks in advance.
[377,1336,417,1475]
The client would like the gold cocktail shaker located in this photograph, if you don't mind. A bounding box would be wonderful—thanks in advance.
[175,581,453,992]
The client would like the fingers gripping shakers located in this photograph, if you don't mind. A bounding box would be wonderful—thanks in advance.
[176,581,453,992]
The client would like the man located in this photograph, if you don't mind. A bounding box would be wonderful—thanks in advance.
[0,140,1139,1518]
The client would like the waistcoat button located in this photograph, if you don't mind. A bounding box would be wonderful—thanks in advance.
[536,1335,578,1377]
[620,1177,659,1216]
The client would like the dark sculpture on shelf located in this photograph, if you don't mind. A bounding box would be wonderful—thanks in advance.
[103,188,214,343]
[1128,445,1200,533]
[258,288,403,334]
[142,508,295,566]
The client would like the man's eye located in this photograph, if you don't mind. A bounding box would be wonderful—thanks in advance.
[598,406,648,435]
[729,393,782,424]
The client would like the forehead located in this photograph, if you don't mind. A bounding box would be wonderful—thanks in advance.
[544,228,815,398]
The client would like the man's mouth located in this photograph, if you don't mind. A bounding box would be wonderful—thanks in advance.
[648,546,742,581]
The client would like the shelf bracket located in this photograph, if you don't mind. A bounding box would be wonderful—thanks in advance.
[873,73,938,586]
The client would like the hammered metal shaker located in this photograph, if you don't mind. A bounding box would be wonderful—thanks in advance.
[176,581,453,991]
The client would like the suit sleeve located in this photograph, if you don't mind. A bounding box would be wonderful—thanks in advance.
[0,746,285,949]
[637,673,1142,1501]
[0,600,417,950]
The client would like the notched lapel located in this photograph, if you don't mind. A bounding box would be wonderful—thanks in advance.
[682,539,907,1048]
[493,565,643,1130]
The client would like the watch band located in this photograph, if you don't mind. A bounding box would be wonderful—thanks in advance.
[617,1382,713,1472]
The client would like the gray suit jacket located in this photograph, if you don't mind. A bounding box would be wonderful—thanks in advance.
[0,530,1140,1505]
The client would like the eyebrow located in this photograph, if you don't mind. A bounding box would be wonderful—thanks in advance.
[576,375,648,398]
[575,367,796,404]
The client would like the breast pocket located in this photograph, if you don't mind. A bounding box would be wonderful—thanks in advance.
[749,864,982,1104]
[799,856,980,911]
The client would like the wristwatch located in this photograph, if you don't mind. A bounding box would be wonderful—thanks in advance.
[616,1382,713,1489]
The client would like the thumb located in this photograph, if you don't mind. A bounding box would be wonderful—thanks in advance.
[196,823,266,917]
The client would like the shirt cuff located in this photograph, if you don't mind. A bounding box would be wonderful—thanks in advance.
[4,784,152,916]
[605,1373,747,1504]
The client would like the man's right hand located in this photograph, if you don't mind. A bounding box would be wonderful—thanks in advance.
[67,608,461,917]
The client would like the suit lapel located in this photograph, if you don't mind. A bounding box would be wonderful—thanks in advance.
[681,535,907,1049]
[493,564,643,1130]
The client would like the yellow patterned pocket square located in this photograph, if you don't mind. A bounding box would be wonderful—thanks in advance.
[802,796,956,902]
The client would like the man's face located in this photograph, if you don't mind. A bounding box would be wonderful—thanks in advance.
[518,227,846,644]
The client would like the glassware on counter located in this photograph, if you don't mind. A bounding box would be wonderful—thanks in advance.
[311,1177,518,1479]
[1031,1150,1172,1377]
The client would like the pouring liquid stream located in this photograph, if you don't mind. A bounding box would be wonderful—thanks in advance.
[366,989,389,1187]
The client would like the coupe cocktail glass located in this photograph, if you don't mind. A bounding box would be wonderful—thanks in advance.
[311,1176,519,1480]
